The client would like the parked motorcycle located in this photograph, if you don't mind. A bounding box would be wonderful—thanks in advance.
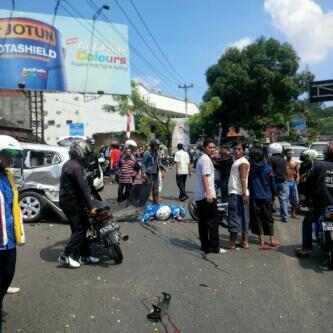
[88,200,128,264]
[317,206,333,267]
[188,198,228,228]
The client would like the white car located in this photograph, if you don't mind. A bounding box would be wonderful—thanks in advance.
[13,143,104,222]
[309,141,329,160]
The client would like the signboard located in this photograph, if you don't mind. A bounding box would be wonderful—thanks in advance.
[171,118,190,153]
[290,118,306,136]
[69,123,84,136]
[309,80,333,103]
[0,10,131,95]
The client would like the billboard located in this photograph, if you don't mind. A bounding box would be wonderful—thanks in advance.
[172,118,190,153]
[290,118,306,136]
[0,10,131,95]
[69,123,84,136]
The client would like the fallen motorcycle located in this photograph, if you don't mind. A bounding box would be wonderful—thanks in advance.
[88,200,129,264]
[188,197,228,228]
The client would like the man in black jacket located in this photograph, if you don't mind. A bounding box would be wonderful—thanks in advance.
[268,143,288,222]
[58,140,99,268]
[296,144,333,257]
[213,144,233,203]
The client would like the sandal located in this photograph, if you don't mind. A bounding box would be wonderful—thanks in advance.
[295,248,311,258]
[266,241,280,247]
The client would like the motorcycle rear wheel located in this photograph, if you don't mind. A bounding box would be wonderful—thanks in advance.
[188,198,198,221]
[328,250,333,268]
[106,237,123,264]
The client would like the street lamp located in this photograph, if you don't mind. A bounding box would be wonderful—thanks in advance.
[83,3,110,95]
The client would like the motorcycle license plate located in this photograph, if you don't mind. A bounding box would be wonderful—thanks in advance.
[322,222,333,231]
[99,221,117,236]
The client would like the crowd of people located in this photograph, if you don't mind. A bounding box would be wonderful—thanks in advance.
[194,138,333,255]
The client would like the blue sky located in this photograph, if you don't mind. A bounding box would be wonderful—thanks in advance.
[1,0,333,104]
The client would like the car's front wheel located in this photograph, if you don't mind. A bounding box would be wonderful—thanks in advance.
[19,192,46,222]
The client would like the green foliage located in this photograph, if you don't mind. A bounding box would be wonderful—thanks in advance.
[192,37,315,139]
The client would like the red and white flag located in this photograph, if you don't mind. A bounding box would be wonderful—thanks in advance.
[126,111,132,139]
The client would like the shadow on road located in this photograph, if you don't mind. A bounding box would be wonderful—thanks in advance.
[276,244,331,273]
[40,240,120,267]
[168,238,200,251]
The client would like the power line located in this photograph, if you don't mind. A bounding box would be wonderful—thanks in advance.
[113,0,180,84]
[128,0,186,83]
[54,0,170,94]
[86,0,180,94]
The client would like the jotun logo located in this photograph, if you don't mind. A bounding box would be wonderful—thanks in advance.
[0,18,56,45]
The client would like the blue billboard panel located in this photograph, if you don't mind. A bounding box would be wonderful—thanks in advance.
[290,118,306,136]
[69,123,84,136]
[0,10,131,95]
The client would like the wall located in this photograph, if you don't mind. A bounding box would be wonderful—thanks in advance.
[43,92,135,145]
[0,90,30,128]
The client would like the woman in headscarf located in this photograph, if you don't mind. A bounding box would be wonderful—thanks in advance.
[0,136,25,327]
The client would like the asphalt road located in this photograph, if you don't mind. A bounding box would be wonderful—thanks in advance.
[3,167,333,333]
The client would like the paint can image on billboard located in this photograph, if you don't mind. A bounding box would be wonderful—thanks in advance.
[0,17,67,91]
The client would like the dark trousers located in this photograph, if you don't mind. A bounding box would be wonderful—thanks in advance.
[302,210,319,250]
[0,248,16,324]
[196,198,219,252]
[220,177,229,203]
[117,183,133,202]
[250,199,274,236]
[176,174,187,199]
[63,207,91,259]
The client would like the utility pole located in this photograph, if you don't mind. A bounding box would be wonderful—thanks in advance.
[178,83,193,118]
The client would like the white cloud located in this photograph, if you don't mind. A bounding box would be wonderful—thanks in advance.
[264,0,333,64]
[228,37,252,50]
[133,76,161,90]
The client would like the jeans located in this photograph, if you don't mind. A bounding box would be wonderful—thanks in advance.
[196,198,220,252]
[286,180,299,205]
[0,248,16,329]
[276,182,289,221]
[146,173,160,204]
[176,174,188,199]
[301,210,318,250]
[228,194,250,234]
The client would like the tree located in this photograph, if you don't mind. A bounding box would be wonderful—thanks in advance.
[196,37,314,138]
[103,81,175,147]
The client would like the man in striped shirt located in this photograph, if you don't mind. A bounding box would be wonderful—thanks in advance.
[117,146,136,202]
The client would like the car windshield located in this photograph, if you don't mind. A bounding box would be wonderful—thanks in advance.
[310,144,327,152]
[292,148,305,157]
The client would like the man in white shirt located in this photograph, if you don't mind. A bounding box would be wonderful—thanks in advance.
[195,138,226,254]
[174,143,191,201]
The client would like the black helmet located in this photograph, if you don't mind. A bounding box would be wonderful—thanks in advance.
[150,139,160,149]
[69,140,92,161]
[324,143,333,162]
